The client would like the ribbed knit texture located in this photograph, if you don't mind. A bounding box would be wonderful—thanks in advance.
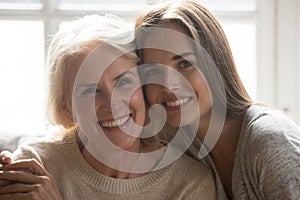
[13,132,215,200]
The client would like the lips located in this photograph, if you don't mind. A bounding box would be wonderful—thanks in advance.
[99,115,131,128]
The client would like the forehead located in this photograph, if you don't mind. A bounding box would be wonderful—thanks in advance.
[103,55,136,78]
[68,45,136,85]
[142,23,194,56]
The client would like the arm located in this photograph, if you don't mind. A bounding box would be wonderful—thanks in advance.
[257,136,300,199]
[249,116,300,200]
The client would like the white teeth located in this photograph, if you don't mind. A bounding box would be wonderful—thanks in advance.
[100,115,130,128]
[166,98,189,107]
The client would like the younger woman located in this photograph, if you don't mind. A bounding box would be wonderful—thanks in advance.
[135,0,300,199]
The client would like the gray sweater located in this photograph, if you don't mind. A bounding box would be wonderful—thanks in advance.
[188,104,300,199]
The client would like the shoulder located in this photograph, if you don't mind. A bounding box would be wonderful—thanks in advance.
[241,105,300,153]
[173,154,211,176]
[166,154,215,199]
[12,132,71,165]
[244,104,299,131]
[169,154,214,187]
[238,105,300,196]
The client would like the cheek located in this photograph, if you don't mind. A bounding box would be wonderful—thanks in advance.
[129,89,146,126]
[75,97,96,119]
[144,85,159,105]
[198,85,211,105]
[190,74,212,106]
[129,89,145,108]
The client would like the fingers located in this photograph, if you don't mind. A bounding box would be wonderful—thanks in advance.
[0,167,62,200]
[0,171,61,200]
[0,183,37,194]
[0,151,12,165]
[0,170,43,184]
[2,159,48,176]
[0,192,36,200]
[0,179,15,187]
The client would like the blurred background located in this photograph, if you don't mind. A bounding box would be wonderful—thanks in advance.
[0,0,299,139]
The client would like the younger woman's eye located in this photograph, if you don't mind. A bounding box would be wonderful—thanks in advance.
[145,67,162,77]
[115,77,131,88]
[178,60,193,68]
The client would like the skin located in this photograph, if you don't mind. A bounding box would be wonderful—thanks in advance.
[141,23,244,199]
[69,47,146,152]
[69,46,150,178]
[0,46,154,198]
[0,158,62,200]
[142,23,212,133]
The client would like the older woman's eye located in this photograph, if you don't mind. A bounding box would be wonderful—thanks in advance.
[115,77,131,88]
[82,87,100,96]
[82,87,94,95]
[178,60,193,68]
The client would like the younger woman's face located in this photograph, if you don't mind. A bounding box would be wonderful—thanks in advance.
[141,23,212,127]
[69,45,146,151]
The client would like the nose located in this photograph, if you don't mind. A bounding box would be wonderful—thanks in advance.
[96,91,112,112]
[161,67,180,92]
[96,87,125,113]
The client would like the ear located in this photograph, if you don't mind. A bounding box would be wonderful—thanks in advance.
[59,99,75,127]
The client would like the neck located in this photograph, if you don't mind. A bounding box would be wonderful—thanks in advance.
[77,136,163,179]
[82,147,146,179]
[193,110,243,159]
[210,116,243,161]
[194,111,244,199]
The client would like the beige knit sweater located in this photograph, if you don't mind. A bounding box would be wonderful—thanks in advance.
[12,132,215,200]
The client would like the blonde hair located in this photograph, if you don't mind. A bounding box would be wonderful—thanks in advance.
[135,0,253,119]
[47,14,137,129]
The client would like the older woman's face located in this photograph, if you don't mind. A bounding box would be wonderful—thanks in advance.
[68,46,145,151]
[141,23,212,127]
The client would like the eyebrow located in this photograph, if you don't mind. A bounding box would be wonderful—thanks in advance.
[77,83,98,91]
[172,52,195,61]
[77,71,136,90]
[142,62,157,68]
[113,70,136,81]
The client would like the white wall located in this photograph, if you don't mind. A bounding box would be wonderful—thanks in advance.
[257,0,300,124]
[276,0,299,123]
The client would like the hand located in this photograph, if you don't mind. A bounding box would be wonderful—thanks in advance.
[0,151,14,186]
[0,150,13,165]
[0,151,33,187]
[0,159,62,200]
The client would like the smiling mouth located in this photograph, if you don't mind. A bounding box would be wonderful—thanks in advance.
[99,115,131,128]
[165,97,190,107]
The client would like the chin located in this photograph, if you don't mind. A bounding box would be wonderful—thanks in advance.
[111,136,139,151]
[167,118,184,128]
[167,114,198,127]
